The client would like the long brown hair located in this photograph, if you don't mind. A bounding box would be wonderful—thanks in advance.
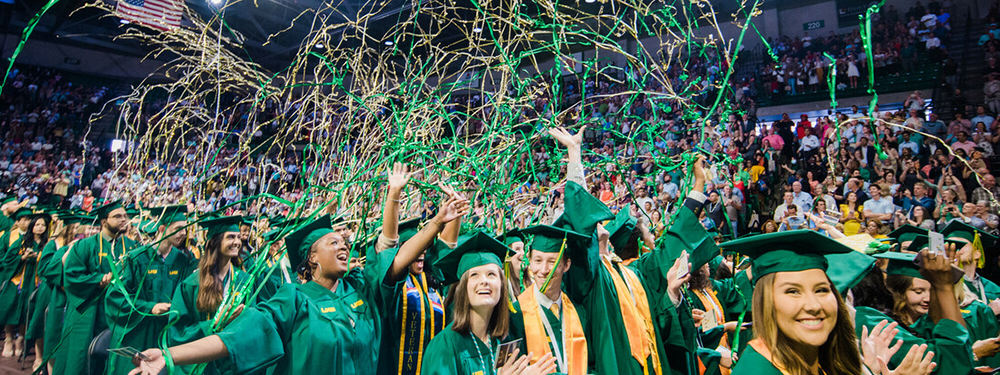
[752,273,861,375]
[885,274,920,326]
[443,266,510,340]
[196,232,240,314]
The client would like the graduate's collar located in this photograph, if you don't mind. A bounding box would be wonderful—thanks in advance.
[533,285,561,310]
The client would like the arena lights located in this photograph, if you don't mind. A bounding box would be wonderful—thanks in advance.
[315,43,325,49]
[473,26,483,33]
[384,40,394,46]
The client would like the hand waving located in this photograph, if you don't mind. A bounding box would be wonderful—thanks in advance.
[388,162,411,190]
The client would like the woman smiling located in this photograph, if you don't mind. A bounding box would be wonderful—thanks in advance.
[724,230,862,375]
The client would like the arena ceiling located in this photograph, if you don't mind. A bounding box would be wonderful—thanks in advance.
[3,0,755,75]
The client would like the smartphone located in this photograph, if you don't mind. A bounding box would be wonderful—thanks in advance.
[495,338,524,368]
[928,231,945,256]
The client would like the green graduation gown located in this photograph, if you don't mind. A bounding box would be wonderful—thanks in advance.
[168,267,254,375]
[27,240,62,340]
[214,246,401,375]
[855,306,973,375]
[685,278,746,375]
[25,242,52,340]
[421,323,502,375]
[0,230,26,324]
[730,344,784,375]
[104,245,197,375]
[965,274,1000,305]
[560,181,686,375]
[508,293,581,374]
[59,234,138,375]
[0,213,13,233]
[0,237,38,326]
[44,241,72,370]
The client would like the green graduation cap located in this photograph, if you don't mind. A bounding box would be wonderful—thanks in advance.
[241,216,256,226]
[125,205,140,218]
[12,207,33,220]
[428,230,510,285]
[720,230,853,285]
[876,252,923,280]
[61,215,87,225]
[888,224,927,245]
[941,220,999,249]
[520,223,588,254]
[0,195,16,205]
[906,235,929,253]
[199,216,243,241]
[138,219,160,236]
[283,215,335,270]
[562,181,615,234]
[398,217,422,245]
[148,205,188,227]
[825,250,877,294]
[498,229,525,248]
[606,209,637,252]
[93,200,124,220]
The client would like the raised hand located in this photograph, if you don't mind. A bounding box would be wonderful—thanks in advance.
[387,162,411,190]
[522,352,558,375]
[548,127,583,152]
[667,250,692,303]
[879,344,936,375]
[861,320,904,374]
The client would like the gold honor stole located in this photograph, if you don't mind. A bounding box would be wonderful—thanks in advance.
[518,286,588,375]
[9,231,25,287]
[692,289,731,375]
[601,257,663,375]
[398,273,445,375]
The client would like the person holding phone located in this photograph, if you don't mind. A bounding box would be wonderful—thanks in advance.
[421,231,556,375]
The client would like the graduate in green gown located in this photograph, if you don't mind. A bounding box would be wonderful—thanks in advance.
[104,205,198,375]
[939,221,1000,316]
[544,127,709,375]
[3,213,49,367]
[830,244,975,375]
[59,200,139,375]
[508,224,590,375]
[129,191,470,375]
[0,206,34,358]
[166,215,254,375]
[32,213,87,373]
[723,230,864,375]
[422,230,556,375]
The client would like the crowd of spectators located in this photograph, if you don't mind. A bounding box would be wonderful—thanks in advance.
[756,2,954,100]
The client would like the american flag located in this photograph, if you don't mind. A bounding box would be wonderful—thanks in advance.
[115,0,183,31]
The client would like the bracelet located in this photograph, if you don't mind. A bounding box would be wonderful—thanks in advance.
[389,198,403,203]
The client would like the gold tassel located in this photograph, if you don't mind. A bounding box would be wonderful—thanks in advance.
[975,232,985,269]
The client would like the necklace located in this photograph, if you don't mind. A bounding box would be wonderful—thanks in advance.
[470,332,495,375]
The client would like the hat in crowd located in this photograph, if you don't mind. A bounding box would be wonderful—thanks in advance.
[941,220,998,249]
[0,195,16,205]
[888,224,927,246]
[283,214,335,269]
[720,230,853,285]
[199,216,243,242]
[877,252,924,280]
[498,229,525,248]
[12,206,34,220]
[825,249,877,294]
[428,229,510,285]
[605,209,637,252]
[93,200,125,220]
[397,217,422,245]
[521,222,588,254]
[149,205,188,227]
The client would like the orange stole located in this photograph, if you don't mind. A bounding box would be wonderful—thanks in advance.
[692,288,731,375]
[518,287,588,375]
[601,258,663,375]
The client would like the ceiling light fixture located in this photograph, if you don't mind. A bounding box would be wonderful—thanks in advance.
[315,43,325,49]
[384,40,394,46]
[473,26,483,33]
[585,0,596,3]
[120,19,130,24]
[210,0,223,5]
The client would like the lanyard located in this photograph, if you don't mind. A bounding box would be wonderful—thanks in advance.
[471,333,495,375]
